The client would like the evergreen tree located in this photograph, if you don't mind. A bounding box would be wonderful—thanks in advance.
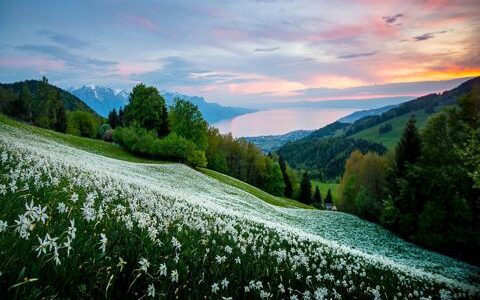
[299,171,312,204]
[278,156,293,197]
[52,91,67,133]
[118,107,125,127]
[108,108,118,128]
[394,115,421,178]
[325,189,333,207]
[313,186,322,208]
[9,84,32,121]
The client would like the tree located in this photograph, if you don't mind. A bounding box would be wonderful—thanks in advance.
[313,186,322,208]
[325,189,333,207]
[9,84,32,121]
[54,94,67,133]
[394,115,421,178]
[108,108,119,129]
[299,171,312,204]
[279,155,293,197]
[118,107,125,127]
[123,84,169,137]
[66,111,98,138]
[263,159,285,196]
[169,98,208,151]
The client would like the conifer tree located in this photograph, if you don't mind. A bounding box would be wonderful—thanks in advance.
[394,115,421,178]
[299,171,312,204]
[313,186,322,208]
[278,155,293,197]
[325,189,333,207]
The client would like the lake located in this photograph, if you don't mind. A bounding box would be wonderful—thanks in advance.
[212,108,358,137]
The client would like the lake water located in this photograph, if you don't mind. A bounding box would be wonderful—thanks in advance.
[212,108,358,137]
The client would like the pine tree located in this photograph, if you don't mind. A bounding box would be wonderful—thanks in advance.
[9,84,32,121]
[325,188,333,207]
[108,108,118,128]
[53,91,67,133]
[278,156,293,197]
[394,115,421,178]
[299,171,312,204]
[313,186,322,208]
[118,107,124,126]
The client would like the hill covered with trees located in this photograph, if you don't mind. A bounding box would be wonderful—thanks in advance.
[277,77,480,180]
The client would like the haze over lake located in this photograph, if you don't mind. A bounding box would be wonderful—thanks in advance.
[213,108,358,137]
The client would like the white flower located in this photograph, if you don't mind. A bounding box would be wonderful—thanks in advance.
[221,278,229,289]
[0,220,7,232]
[211,282,220,294]
[99,233,107,253]
[225,245,232,254]
[64,236,72,257]
[57,202,67,214]
[278,283,285,293]
[147,284,155,297]
[158,263,167,276]
[139,258,149,273]
[171,236,182,252]
[235,257,241,264]
[215,255,226,264]
[117,257,127,272]
[71,192,78,203]
[67,219,76,240]
[171,269,178,283]
[35,235,49,257]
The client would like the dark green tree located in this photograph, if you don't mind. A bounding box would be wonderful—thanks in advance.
[278,155,293,197]
[123,84,169,137]
[394,115,421,178]
[9,84,32,121]
[299,171,312,204]
[313,186,322,208]
[54,93,67,133]
[325,189,333,207]
[118,107,125,127]
[108,108,119,129]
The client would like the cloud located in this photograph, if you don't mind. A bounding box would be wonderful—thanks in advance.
[123,14,157,31]
[337,51,378,59]
[254,46,280,52]
[382,13,403,25]
[413,30,448,41]
[16,44,117,68]
[37,30,90,48]
[297,77,472,99]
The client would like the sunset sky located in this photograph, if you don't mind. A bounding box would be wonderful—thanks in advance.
[1,0,479,106]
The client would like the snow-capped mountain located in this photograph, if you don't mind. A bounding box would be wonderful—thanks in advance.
[67,85,129,117]
[68,85,255,123]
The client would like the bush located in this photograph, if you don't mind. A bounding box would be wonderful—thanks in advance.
[67,111,99,138]
[113,126,207,167]
[98,123,111,139]
[103,129,114,142]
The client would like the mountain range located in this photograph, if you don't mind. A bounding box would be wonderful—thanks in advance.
[68,85,255,123]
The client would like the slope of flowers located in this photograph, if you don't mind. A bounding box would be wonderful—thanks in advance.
[0,122,479,299]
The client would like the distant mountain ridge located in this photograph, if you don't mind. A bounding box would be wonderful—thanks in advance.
[68,85,255,123]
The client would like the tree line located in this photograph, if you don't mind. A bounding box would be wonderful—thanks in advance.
[0,77,104,138]
[337,88,480,264]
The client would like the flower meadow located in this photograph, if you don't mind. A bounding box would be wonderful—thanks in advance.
[0,122,479,299]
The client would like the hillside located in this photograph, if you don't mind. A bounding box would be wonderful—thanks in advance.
[277,77,480,178]
[243,129,313,153]
[1,115,479,298]
[1,80,98,115]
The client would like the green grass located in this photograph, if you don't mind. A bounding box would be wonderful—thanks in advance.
[0,114,160,164]
[351,110,431,149]
[0,114,310,210]
[199,168,313,209]
[311,180,339,202]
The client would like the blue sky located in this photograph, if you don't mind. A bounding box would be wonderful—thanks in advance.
[1,0,479,105]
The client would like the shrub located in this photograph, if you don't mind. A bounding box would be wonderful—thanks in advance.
[67,111,99,138]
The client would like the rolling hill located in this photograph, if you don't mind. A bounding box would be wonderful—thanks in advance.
[277,77,480,178]
[0,114,479,298]
[1,80,99,116]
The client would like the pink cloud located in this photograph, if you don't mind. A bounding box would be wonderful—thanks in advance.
[123,14,157,31]
[0,58,65,71]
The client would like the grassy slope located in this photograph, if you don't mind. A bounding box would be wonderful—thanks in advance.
[311,180,339,202]
[351,110,430,150]
[0,114,309,209]
[200,168,312,209]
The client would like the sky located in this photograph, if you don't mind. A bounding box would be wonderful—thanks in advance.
[1,0,479,106]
